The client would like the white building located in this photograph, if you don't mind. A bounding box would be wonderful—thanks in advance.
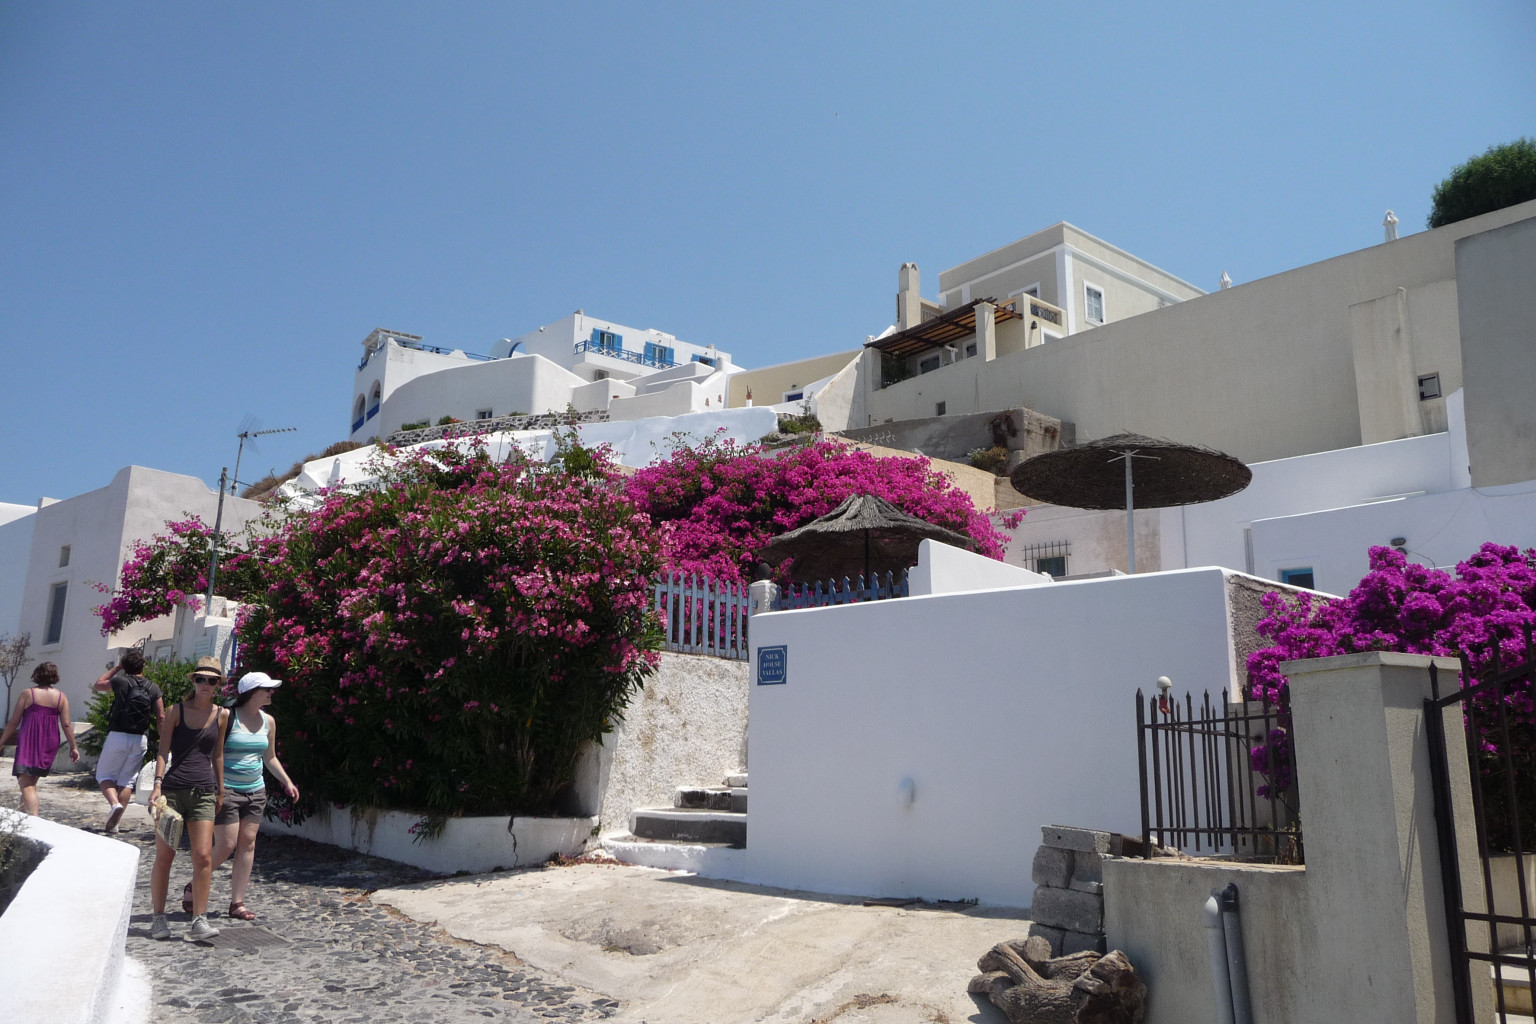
[982,204,1536,592]
[349,314,739,444]
[0,467,263,715]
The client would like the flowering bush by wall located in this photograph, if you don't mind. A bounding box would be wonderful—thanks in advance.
[239,439,662,818]
[92,517,259,636]
[626,434,1020,583]
[1247,543,1536,847]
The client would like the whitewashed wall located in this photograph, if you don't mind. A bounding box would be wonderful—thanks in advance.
[908,538,1048,595]
[12,467,263,713]
[0,505,36,640]
[745,567,1245,906]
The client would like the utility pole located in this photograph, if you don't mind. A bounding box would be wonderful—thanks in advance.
[205,467,228,611]
[206,425,297,611]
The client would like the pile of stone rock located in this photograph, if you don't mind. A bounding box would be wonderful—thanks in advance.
[1026,825,1122,956]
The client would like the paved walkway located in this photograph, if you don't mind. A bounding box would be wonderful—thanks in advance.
[8,766,617,1024]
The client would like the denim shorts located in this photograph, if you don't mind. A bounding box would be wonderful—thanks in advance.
[214,788,267,826]
[163,787,218,823]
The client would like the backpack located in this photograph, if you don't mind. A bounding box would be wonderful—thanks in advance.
[117,674,156,734]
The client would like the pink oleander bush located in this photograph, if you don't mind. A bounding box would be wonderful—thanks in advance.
[237,439,663,818]
[626,433,1021,583]
[1247,542,1536,848]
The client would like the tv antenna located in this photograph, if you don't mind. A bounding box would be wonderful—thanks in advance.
[231,424,298,495]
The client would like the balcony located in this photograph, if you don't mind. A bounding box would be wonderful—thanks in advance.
[573,339,677,369]
[359,340,496,371]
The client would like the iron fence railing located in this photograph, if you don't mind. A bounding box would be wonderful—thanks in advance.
[774,570,909,610]
[652,572,750,660]
[1135,686,1301,864]
[1428,629,1536,1023]
[574,339,678,369]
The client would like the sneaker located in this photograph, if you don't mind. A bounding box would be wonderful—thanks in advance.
[185,915,220,942]
[150,915,171,940]
[104,803,125,833]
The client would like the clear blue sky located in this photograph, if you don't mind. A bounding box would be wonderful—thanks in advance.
[2,2,1532,504]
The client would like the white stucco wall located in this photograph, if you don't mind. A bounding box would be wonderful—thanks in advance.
[0,506,36,638]
[744,567,1246,906]
[907,538,1048,595]
[377,353,588,434]
[590,651,749,835]
[0,809,145,1024]
[11,468,264,713]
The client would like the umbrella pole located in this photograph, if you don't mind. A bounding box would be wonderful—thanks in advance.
[1124,453,1136,574]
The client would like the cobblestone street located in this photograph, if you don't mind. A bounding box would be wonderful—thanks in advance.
[9,771,620,1024]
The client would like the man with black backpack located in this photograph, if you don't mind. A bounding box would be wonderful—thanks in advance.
[92,648,167,833]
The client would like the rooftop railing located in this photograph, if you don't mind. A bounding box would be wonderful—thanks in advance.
[359,340,497,371]
[573,339,677,369]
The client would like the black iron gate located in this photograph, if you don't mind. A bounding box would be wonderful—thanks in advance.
[1426,630,1536,1023]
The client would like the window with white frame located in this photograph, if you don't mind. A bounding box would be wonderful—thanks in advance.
[918,354,941,374]
[1085,284,1105,324]
[58,545,70,568]
[476,409,493,420]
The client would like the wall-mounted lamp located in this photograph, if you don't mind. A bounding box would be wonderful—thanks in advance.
[1390,536,1407,554]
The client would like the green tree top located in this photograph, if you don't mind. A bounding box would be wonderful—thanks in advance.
[1428,138,1536,229]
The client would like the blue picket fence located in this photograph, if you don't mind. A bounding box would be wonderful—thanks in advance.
[652,572,751,660]
[651,568,912,660]
[773,569,909,610]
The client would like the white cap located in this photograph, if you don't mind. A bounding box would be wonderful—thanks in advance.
[237,671,283,695]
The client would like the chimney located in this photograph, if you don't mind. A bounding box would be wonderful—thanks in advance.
[898,263,921,330]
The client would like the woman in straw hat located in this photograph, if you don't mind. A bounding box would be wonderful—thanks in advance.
[147,656,228,942]
[205,670,299,922]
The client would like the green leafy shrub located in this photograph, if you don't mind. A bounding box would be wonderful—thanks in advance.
[81,658,201,759]
[400,420,430,431]
[436,415,462,426]
[1428,138,1536,228]
[238,438,663,820]
[968,446,1010,474]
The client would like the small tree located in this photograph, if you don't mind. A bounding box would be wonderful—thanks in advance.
[1428,138,1536,228]
[0,632,31,722]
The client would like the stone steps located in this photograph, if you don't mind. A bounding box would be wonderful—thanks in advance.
[630,808,747,847]
[675,786,748,813]
[625,772,748,849]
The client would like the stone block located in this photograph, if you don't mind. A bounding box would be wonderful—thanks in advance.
[1067,878,1103,896]
[1040,826,1123,855]
[1032,845,1072,889]
[1060,930,1109,956]
[1072,850,1104,885]
[1031,886,1103,935]
[1026,923,1064,957]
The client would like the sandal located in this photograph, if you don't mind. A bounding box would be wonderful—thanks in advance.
[181,882,193,915]
[227,901,256,921]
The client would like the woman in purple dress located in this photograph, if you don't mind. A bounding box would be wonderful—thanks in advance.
[0,662,80,815]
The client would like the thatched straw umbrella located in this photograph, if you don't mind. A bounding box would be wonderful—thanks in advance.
[1009,433,1251,573]
[757,493,975,583]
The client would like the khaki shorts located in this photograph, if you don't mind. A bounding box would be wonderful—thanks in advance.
[163,787,218,823]
[214,788,267,826]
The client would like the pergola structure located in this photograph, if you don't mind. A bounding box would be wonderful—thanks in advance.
[863,299,1023,362]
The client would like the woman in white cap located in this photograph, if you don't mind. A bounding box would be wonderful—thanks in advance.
[204,671,299,922]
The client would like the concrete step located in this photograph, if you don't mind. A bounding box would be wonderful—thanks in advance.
[674,786,748,812]
[631,808,746,848]
[724,772,748,788]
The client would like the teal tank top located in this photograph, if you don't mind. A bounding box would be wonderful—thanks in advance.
[223,710,269,792]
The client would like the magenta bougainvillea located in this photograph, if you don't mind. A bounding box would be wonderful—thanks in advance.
[626,434,1020,583]
[1247,543,1536,845]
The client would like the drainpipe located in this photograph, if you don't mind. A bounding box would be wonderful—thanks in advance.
[1203,893,1236,1024]
[1219,884,1253,1024]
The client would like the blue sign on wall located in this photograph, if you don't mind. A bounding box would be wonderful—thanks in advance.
[757,645,788,685]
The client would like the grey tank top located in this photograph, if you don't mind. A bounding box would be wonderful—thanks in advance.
[163,703,220,791]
